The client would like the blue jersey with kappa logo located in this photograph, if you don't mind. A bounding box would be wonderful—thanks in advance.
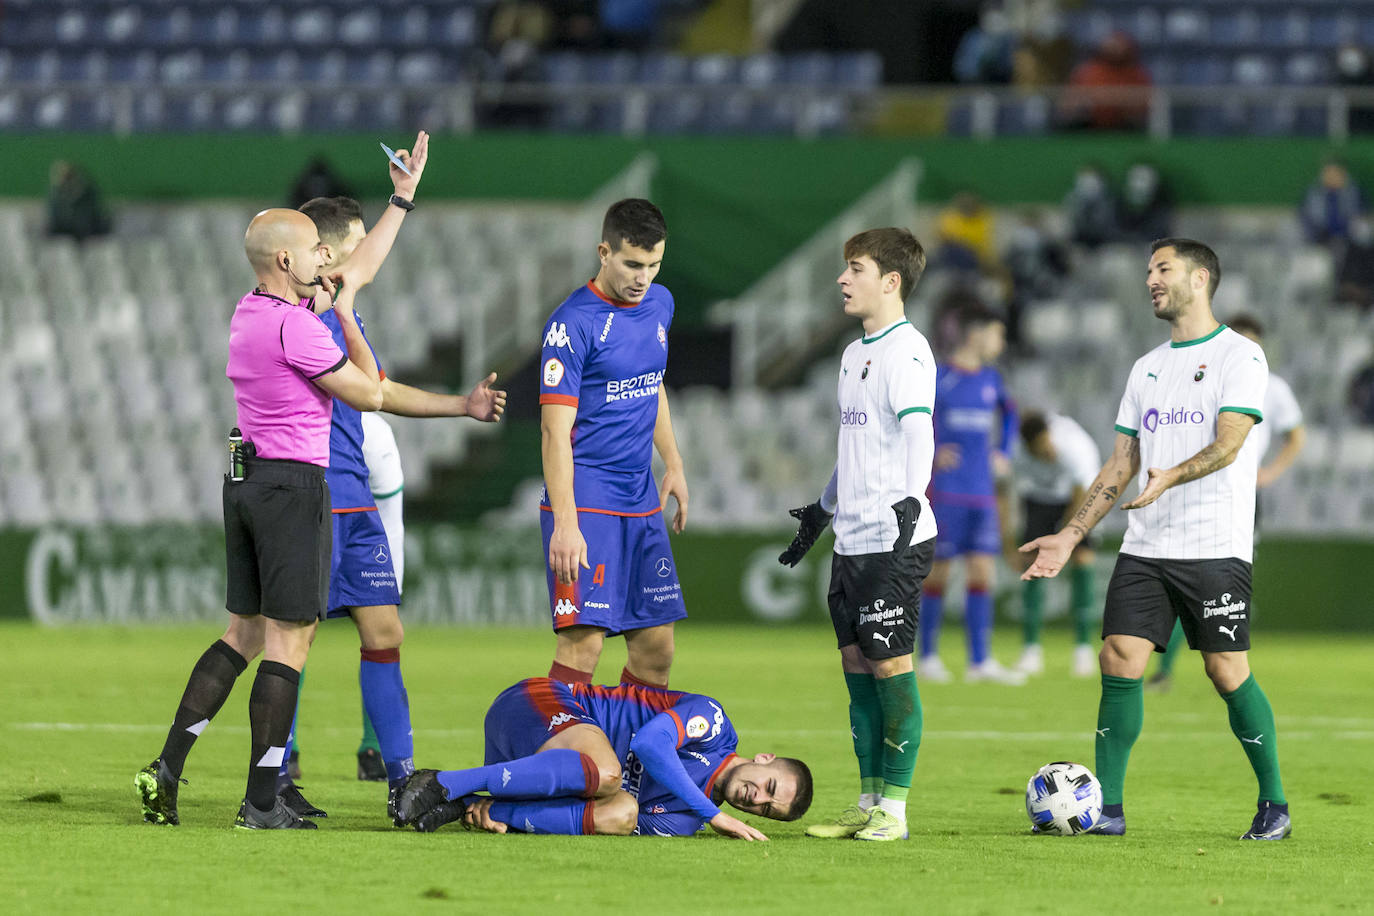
[538,281,673,515]
[568,683,739,836]
[931,364,1017,505]
[319,309,384,511]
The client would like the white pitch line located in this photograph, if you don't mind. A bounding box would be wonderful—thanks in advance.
[8,722,480,738]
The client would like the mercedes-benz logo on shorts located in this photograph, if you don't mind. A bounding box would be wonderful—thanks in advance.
[373,544,389,564]
[655,557,672,578]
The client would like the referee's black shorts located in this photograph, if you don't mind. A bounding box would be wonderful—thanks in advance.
[223,458,331,622]
[827,538,936,661]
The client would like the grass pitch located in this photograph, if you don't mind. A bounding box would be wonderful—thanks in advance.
[3,621,1371,915]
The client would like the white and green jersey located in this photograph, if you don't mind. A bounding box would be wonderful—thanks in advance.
[832,318,939,556]
[1015,413,1101,505]
[1114,325,1267,562]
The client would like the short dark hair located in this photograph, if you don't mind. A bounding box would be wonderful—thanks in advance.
[776,757,814,822]
[1227,313,1265,340]
[1019,410,1049,447]
[955,300,1004,336]
[602,198,667,251]
[1151,237,1221,298]
[299,196,364,246]
[843,227,926,301]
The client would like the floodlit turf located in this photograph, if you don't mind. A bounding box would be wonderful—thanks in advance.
[3,621,1371,915]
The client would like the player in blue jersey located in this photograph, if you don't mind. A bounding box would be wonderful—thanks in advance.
[539,199,689,690]
[918,301,1025,685]
[286,186,506,821]
[391,677,813,839]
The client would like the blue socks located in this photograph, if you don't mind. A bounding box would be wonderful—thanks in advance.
[965,588,992,665]
[359,648,414,783]
[437,749,598,800]
[488,799,594,835]
[919,590,944,658]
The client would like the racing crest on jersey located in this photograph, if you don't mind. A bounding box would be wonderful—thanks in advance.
[657,321,667,350]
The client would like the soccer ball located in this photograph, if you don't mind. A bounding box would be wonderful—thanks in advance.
[1025,761,1103,835]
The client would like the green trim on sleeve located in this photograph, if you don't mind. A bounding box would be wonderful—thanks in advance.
[371,484,405,500]
[1114,424,1138,437]
[1219,406,1263,424]
[897,406,932,419]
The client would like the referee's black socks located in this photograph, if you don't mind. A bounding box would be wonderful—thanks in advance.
[160,639,248,778]
[246,661,301,811]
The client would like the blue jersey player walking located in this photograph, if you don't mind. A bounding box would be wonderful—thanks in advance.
[392,678,813,838]
[539,199,689,690]
[919,302,1025,685]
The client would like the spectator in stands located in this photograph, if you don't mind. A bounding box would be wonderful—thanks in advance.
[290,157,353,209]
[1336,215,1374,311]
[479,1,554,128]
[954,5,1015,84]
[1117,161,1173,243]
[1300,158,1367,246]
[1011,9,1073,89]
[934,191,998,273]
[1058,30,1151,131]
[1334,44,1374,133]
[1063,163,1117,250]
[1003,208,1069,348]
[46,160,111,242]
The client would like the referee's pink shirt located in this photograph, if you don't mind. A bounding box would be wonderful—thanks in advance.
[225,291,346,467]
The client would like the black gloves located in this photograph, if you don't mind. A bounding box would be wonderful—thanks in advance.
[778,502,833,567]
[891,496,921,553]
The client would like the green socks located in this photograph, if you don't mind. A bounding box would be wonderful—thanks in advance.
[359,703,379,755]
[1069,564,1095,645]
[844,672,884,797]
[1022,578,1045,645]
[1223,674,1286,804]
[875,671,922,793]
[1095,674,1144,807]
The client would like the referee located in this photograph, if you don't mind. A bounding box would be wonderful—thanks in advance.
[137,207,383,829]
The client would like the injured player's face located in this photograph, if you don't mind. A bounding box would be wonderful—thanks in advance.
[719,755,800,821]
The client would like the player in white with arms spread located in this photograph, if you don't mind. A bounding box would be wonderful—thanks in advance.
[1020,238,1290,842]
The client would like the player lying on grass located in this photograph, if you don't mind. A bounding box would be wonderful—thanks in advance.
[392,677,812,839]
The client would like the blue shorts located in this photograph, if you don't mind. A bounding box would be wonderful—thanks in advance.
[326,509,401,616]
[931,499,1002,561]
[539,509,687,635]
[483,678,597,765]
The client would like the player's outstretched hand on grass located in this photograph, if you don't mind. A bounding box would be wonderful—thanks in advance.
[549,522,590,585]
[1018,530,1075,580]
[389,130,429,199]
[1120,467,1175,510]
[659,465,689,533]
[890,496,921,553]
[778,502,832,567]
[710,811,768,841]
[461,798,509,834]
[467,372,507,423]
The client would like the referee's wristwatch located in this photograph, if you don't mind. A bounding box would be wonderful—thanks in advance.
[389,194,415,212]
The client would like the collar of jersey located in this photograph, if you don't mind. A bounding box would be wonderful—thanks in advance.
[251,287,312,309]
[587,280,642,308]
[861,318,909,344]
[1170,323,1227,348]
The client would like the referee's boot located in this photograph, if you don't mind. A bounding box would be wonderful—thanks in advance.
[235,795,318,830]
[135,758,186,826]
[1240,801,1291,840]
[277,779,328,818]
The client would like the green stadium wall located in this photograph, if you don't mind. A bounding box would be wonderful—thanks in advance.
[6,134,1369,324]
[1,524,1369,631]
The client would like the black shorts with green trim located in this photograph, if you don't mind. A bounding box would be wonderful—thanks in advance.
[1102,553,1252,653]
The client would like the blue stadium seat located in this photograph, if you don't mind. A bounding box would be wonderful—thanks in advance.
[738,53,781,87]
[290,9,336,45]
[781,53,834,86]
[395,51,451,83]
[647,93,704,133]
[1258,12,1309,48]
[1211,10,1260,48]
[307,93,365,130]
[1122,8,1163,48]
[159,50,205,84]
[300,50,347,84]
[53,8,90,46]
[108,50,159,83]
[436,9,479,48]
[834,52,881,88]
[543,52,586,85]
[240,7,289,48]
[338,8,384,47]
[102,7,145,47]
[345,51,396,83]
[944,99,975,137]
[1233,53,1278,86]
[1360,15,1374,47]
[1309,14,1355,49]
[700,91,756,134]
[586,53,637,84]
[0,91,24,129]
[1164,9,1209,46]
[640,54,689,85]
[997,96,1052,135]
[691,54,738,85]
[1285,53,1329,85]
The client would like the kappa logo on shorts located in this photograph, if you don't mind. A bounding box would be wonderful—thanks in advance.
[372,544,389,564]
[554,598,578,617]
[655,557,672,578]
[548,712,579,730]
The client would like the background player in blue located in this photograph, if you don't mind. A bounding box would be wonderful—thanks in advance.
[391,678,813,839]
[292,185,507,821]
[918,302,1025,685]
[539,199,690,690]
